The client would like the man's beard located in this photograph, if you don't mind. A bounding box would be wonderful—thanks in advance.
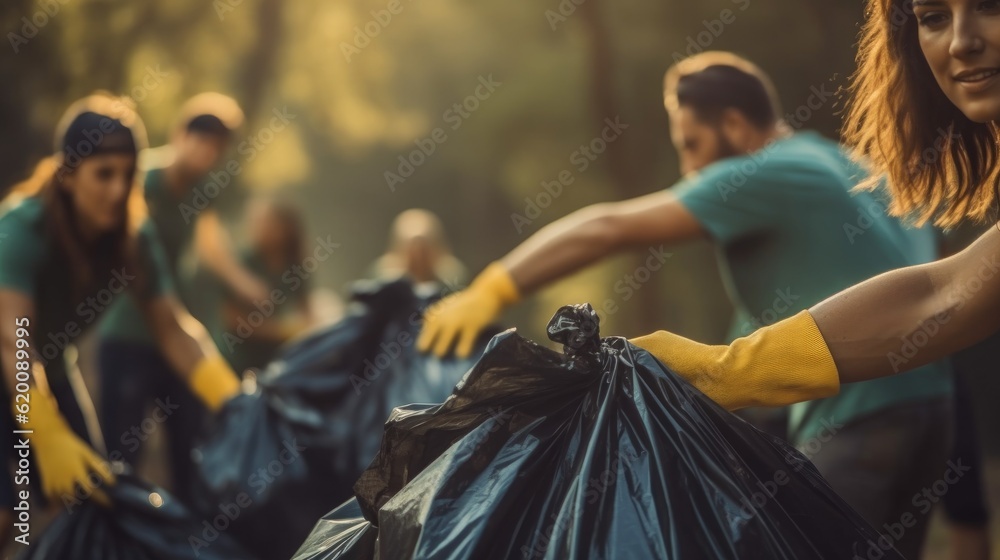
[713,128,741,160]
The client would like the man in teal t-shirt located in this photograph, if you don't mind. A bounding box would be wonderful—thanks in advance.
[96,94,266,504]
[417,52,952,560]
[672,131,952,446]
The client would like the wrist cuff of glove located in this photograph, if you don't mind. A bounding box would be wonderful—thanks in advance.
[477,262,521,305]
[787,310,840,398]
[189,355,241,412]
[730,310,840,408]
[14,387,70,435]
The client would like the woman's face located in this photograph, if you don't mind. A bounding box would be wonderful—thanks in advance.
[914,0,1000,122]
[63,153,135,234]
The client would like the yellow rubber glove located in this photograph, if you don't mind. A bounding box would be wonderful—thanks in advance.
[629,310,840,410]
[19,387,114,505]
[417,262,521,358]
[188,355,241,412]
[276,317,310,341]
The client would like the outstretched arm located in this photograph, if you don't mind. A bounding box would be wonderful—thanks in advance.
[419,191,704,357]
[630,225,1000,410]
[503,191,704,293]
[141,294,240,411]
[195,210,269,304]
[813,224,1000,383]
[0,290,114,502]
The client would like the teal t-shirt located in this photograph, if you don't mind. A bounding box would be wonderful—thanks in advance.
[0,196,173,381]
[99,167,213,343]
[673,131,953,443]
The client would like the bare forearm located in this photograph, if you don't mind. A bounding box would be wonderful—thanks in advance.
[198,231,247,285]
[502,204,621,293]
[224,307,285,342]
[195,212,258,291]
[812,226,1000,382]
[158,324,209,379]
[139,293,239,411]
[145,297,214,380]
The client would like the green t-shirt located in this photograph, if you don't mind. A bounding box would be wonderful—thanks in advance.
[99,167,214,343]
[0,196,172,381]
[673,131,953,444]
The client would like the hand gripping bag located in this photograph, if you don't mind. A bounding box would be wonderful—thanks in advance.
[294,303,904,560]
[16,473,251,560]
[191,279,489,559]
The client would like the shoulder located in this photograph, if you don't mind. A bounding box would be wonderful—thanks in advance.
[0,196,44,227]
[744,132,867,191]
[691,133,837,183]
[771,132,858,172]
[0,197,47,289]
[135,218,165,247]
[0,196,47,247]
[141,166,168,196]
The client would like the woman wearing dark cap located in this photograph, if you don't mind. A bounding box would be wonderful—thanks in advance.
[0,93,240,541]
[96,92,263,504]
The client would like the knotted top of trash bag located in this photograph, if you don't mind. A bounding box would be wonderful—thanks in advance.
[345,302,904,560]
[546,303,601,358]
[193,277,494,560]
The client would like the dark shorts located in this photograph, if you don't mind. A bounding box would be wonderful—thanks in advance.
[942,373,991,527]
[797,397,953,560]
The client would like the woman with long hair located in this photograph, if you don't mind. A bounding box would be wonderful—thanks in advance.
[0,93,240,539]
[622,2,1000,555]
[214,197,315,374]
[623,0,1000,412]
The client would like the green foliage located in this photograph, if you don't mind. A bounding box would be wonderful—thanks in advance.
[0,0,865,341]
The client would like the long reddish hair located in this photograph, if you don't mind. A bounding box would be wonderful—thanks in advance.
[843,0,1000,227]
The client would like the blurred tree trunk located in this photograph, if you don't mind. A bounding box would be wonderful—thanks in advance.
[81,0,131,92]
[238,0,284,131]
[578,0,665,333]
[578,0,636,196]
[0,0,71,191]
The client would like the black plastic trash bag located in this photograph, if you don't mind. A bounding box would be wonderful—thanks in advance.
[291,499,375,560]
[16,473,251,560]
[190,279,488,560]
[293,303,904,560]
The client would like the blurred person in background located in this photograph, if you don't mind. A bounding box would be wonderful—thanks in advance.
[372,209,467,297]
[96,92,261,504]
[0,93,240,546]
[215,197,315,375]
[419,52,954,559]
